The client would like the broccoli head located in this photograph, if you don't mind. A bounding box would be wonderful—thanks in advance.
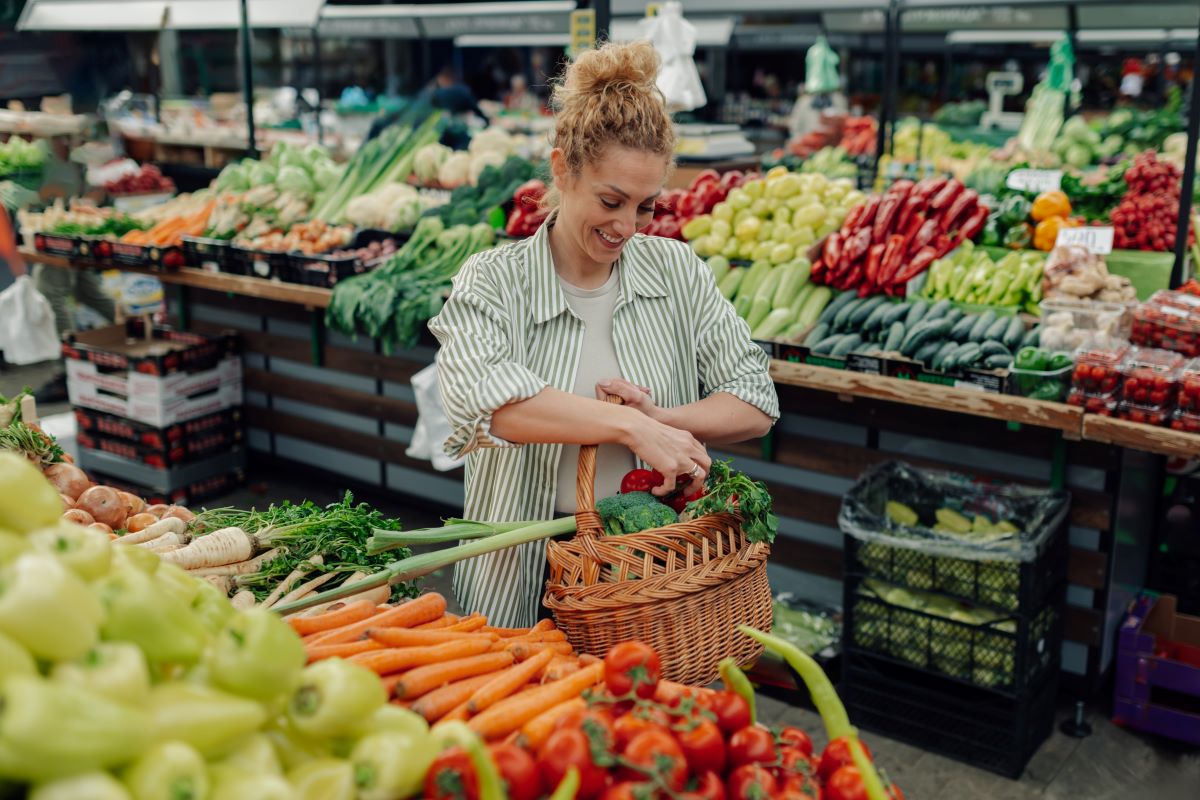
[596,492,678,535]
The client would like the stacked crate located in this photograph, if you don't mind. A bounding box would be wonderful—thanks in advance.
[63,319,244,505]
[838,461,1070,778]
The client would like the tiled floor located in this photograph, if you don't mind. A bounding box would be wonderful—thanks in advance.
[4,360,1198,799]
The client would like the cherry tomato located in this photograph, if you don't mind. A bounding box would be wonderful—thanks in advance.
[780,773,821,799]
[708,690,752,734]
[777,726,814,757]
[488,742,540,800]
[605,641,663,700]
[425,747,479,800]
[679,771,727,800]
[613,709,672,753]
[817,737,872,783]
[676,719,726,776]
[727,725,777,768]
[621,729,689,791]
[538,727,609,800]
[775,746,815,779]
[823,765,870,800]
[602,781,655,800]
[726,764,778,800]
[556,707,617,752]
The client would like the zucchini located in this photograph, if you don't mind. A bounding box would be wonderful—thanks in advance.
[733,294,753,320]
[968,310,997,342]
[752,308,794,340]
[950,342,982,370]
[803,322,831,346]
[718,268,744,300]
[849,296,887,328]
[900,318,952,357]
[980,340,1011,358]
[737,260,771,300]
[1002,316,1026,350]
[1021,326,1041,349]
[833,297,864,331]
[773,263,808,309]
[783,321,809,340]
[746,297,772,331]
[819,290,857,324]
[984,354,1014,369]
[883,321,906,352]
[797,287,834,327]
[905,300,929,327]
[949,315,976,342]
[860,300,894,333]
[811,334,845,355]
[931,340,960,370]
[830,334,863,358]
[984,316,1009,342]
[754,265,786,304]
[927,299,953,320]
[881,302,912,327]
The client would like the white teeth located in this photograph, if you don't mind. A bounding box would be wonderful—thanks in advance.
[597,230,622,245]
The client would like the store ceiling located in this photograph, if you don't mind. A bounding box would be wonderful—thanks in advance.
[17,0,324,31]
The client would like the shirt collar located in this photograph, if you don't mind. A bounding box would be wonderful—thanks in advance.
[526,212,669,325]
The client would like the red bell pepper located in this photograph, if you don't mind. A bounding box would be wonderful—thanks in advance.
[943,189,979,232]
[891,246,938,285]
[930,179,964,212]
[913,177,947,205]
[677,193,700,219]
[864,243,886,288]
[893,196,923,240]
[877,234,909,286]
[620,469,663,494]
[958,206,990,242]
[844,227,873,267]
[513,179,547,209]
[656,215,682,240]
[505,208,529,237]
[688,169,721,193]
[719,170,744,190]
[907,218,938,256]
[822,232,844,269]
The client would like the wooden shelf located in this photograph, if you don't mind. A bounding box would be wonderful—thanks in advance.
[22,249,333,309]
[1082,415,1200,459]
[770,360,1084,435]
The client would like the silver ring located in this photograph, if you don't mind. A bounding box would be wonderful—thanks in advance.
[689,464,702,478]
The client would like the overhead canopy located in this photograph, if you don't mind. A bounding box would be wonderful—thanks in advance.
[17,0,323,31]
[609,16,736,48]
[317,2,575,40]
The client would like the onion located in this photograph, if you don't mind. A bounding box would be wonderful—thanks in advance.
[76,486,127,530]
[59,494,75,510]
[125,513,157,533]
[88,522,114,536]
[162,505,195,523]
[63,509,95,526]
[119,491,146,517]
[43,463,89,501]
[146,504,170,518]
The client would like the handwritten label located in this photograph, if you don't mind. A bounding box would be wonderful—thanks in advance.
[1055,226,1114,254]
[1006,169,1063,194]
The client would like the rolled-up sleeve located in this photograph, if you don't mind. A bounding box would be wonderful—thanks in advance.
[429,257,548,457]
[693,261,780,422]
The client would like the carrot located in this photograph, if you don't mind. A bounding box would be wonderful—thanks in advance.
[467,648,557,715]
[469,663,604,740]
[159,526,255,570]
[578,654,601,665]
[307,593,448,646]
[380,673,406,698]
[410,672,500,722]
[516,697,587,750]
[415,614,460,630]
[440,701,472,722]
[305,640,383,663]
[506,641,574,661]
[442,616,488,633]
[289,599,377,636]
[496,629,567,644]
[368,628,498,648]
[481,625,540,638]
[392,652,515,700]
[541,658,582,683]
[349,638,495,676]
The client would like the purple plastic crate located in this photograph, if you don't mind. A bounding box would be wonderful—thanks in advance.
[1113,594,1200,747]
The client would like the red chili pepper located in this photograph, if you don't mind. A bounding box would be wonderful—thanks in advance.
[811,258,827,283]
[930,179,964,212]
[873,181,913,244]
[907,218,939,256]
[958,206,990,242]
[856,196,882,232]
[902,212,926,240]
[943,189,979,232]
[877,234,909,285]
[837,263,864,290]
[822,232,844,268]
[893,196,923,241]
[864,243,886,288]
[938,232,966,256]
[845,227,873,266]
[841,203,868,234]
[913,177,947,204]
[620,469,664,494]
[891,246,938,285]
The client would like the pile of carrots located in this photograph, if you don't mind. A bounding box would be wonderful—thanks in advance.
[121,198,216,247]
[291,591,691,747]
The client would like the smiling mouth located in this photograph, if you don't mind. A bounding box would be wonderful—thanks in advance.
[596,229,624,247]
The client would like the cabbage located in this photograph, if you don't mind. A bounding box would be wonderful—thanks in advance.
[276,165,315,198]
[302,143,331,167]
[413,144,449,184]
[468,127,514,157]
[1064,144,1092,169]
[247,162,277,187]
[312,160,344,191]
[214,162,250,193]
[437,152,472,188]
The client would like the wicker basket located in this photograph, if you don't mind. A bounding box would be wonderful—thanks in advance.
[543,422,773,686]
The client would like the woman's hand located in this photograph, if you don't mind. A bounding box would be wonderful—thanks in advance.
[619,412,711,497]
[596,378,658,419]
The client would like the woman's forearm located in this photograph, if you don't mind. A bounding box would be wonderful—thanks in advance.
[654,392,773,444]
[491,387,639,447]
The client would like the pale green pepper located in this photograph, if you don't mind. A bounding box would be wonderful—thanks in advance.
[719,657,757,725]
[351,731,437,800]
[29,772,132,800]
[0,452,62,533]
[0,552,102,661]
[288,759,356,800]
[155,563,201,606]
[209,771,292,800]
[51,642,151,706]
[0,675,150,782]
[0,630,35,681]
[147,682,268,758]
[332,702,431,759]
[287,658,386,738]
[97,561,208,666]
[208,607,305,704]
[191,578,234,633]
[27,520,112,580]
[0,531,28,563]
[213,733,282,775]
[112,542,161,574]
[984,270,1013,306]
[120,741,208,800]
[263,723,329,772]
[548,768,580,800]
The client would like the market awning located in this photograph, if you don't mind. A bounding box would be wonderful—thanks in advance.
[609,16,736,48]
[317,2,576,40]
[17,0,323,31]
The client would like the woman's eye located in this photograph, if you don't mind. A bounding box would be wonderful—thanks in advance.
[638,205,655,215]
[601,199,620,209]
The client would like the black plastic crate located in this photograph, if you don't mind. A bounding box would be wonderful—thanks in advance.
[842,651,1057,779]
[282,229,401,287]
[229,244,288,279]
[181,235,233,272]
[844,576,1064,697]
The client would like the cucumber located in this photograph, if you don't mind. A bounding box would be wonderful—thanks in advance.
[905,300,930,327]
[783,321,810,340]
[900,318,952,357]
[831,334,863,358]
[1021,326,1042,349]
[811,334,845,355]
[968,310,997,342]
[984,316,1010,342]
[949,315,976,342]
[883,321,906,352]
[942,308,964,330]
[861,300,894,333]
[950,342,982,370]
[1002,316,1026,350]
[984,354,1014,369]
[927,299,953,320]
[803,322,831,346]
[881,302,912,327]
[849,296,887,328]
[819,290,857,324]
[915,340,944,365]
[833,297,864,331]
[980,341,1011,358]
[931,340,960,370]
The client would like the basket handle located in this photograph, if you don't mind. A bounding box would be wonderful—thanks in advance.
[573,394,623,539]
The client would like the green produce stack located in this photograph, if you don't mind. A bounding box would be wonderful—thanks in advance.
[918,242,1045,314]
[710,255,834,342]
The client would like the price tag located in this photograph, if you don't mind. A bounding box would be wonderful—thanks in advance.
[570,9,596,57]
[1006,169,1063,194]
[1055,226,1114,254]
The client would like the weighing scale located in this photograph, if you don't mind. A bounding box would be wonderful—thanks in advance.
[980,71,1025,131]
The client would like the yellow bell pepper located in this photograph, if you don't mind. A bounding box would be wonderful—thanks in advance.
[1030,190,1071,222]
[1033,215,1074,251]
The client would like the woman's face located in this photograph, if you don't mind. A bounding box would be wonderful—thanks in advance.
[551,145,668,269]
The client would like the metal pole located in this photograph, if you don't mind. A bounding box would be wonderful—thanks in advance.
[311,29,324,147]
[874,5,894,171]
[1170,28,1200,286]
[594,0,610,44]
[1065,3,1079,120]
[886,2,902,159]
[239,0,258,159]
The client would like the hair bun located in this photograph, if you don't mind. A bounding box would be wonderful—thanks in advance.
[559,40,661,102]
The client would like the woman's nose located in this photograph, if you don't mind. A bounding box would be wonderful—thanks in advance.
[613,210,637,237]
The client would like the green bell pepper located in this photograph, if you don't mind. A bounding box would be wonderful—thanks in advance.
[0,552,102,661]
[208,607,306,704]
[1015,346,1050,371]
[0,630,35,681]
[287,658,387,738]
[96,561,209,666]
[27,521,112,580]
[191,578,234,634]
[51,642,151,706]
[998,195,1032,228]
[980,216,1002,247]
[1002,223,1032,250]
[209,771,292,800]
[29,772,132,800]
[147,682,268,758]
[120,741,208,800]
[351,731,437,800]
[287,759,356,800]
[0,452,63,534]
[1049,352,1074,371]
[0,675,151,782]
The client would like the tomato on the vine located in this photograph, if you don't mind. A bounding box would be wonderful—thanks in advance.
[777,726,814,757]
[817,737,871,783]
[680,771,727,800]
[601,781,656,800]
[604,641,662,700]
[676,719,726,776]
[708,690,752,734]
[557,707,617,752]
[621,729,689,791]
[538,727,610,800]
[726,764,778,800]
[775,746,815,779]
[780,773,820,799]
[488,742,539,800]
[613,709,671,752]
[727,725,777,768]
[425,748,479,800]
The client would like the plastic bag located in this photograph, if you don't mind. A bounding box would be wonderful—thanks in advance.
[838,461,1069,563]
[407,364,464,472]
[637,2,706,113]
[804,36,841,95]
[0,275,60,365]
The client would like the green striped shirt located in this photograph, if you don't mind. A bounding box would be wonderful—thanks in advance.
[428,220,779,627]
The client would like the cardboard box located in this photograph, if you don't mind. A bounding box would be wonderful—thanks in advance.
[73,407,242,451]
[1113,595,1200,746]
[63,321,238,377]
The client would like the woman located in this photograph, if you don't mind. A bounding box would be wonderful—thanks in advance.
[430,41,779,628]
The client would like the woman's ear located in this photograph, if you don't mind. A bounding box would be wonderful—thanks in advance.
[549,148,568,188]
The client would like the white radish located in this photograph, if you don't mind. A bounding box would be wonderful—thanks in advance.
[159,526,255,570]
[275,571,338,609]
[119,516,185,545]
[189,548,284,577]
[231,590,257,609]
[260,555,323,609]
[139,531,190,552]
[203,574,233,594]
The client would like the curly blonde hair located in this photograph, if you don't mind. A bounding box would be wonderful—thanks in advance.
[550,41,676,176]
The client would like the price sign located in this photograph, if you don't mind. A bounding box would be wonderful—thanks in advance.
[570,9,596,57]
[1055,226,1114,254]
[1006,169,1063,194]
